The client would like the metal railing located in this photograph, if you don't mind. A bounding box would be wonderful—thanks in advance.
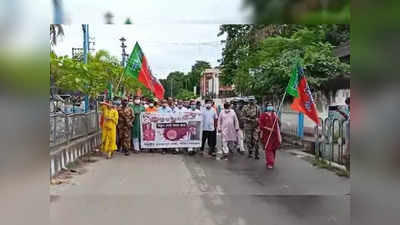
[280,107,350,169]
[315,117,350,169]
[50,111,100,151]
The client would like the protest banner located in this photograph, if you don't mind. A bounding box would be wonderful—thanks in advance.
[140,112,203,148]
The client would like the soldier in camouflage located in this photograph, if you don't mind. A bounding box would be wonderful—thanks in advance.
[117,99,135,156]
[241,98,261,159]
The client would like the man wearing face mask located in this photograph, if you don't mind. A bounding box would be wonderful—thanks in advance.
[201,99,218,157]
[175,100,188,113]
[130,96,146,153]
[158,99,172,114]
[259,103,282,169]
[117,99,135,156]
[241,97,261,159]
[232,100,245,154]
[169,101,177,113]
[217,102,239,160]
[157,99,172,154]
[187,101,201,155]
[196,101,202,111]
[145,100,158,113]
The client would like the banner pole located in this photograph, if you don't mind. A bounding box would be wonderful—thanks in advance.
[263,91,287,162]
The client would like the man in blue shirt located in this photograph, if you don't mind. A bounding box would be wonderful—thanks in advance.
[158,99,172,113]
[158,99,172,154]
[201,99,218,157]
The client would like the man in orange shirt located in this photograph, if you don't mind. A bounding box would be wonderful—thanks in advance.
[145,100,158,113]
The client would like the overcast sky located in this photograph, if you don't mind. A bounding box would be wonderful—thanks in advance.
[52,24,227,79]
[59,0,248,24]
[50,0,249,79]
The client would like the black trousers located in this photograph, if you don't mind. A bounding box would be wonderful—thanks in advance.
[201,131,216,153]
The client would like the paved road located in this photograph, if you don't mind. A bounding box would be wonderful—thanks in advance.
[50,149,349,225]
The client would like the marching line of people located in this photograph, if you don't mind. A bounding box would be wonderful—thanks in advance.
[100,96,282,169]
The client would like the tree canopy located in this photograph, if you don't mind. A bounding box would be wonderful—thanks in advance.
[160,60,211,99]
[218,24,350,102]
[50,50,152,99]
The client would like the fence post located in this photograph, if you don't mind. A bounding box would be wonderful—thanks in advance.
[314,117,322,161]
[297,113,304,139]
[69,114,74,143]
[85,113,88,136]
[65,113,70,146]
[339,120,345,165]
[53,115,57,145]
[96,104,99,130]
[329,119,336,165]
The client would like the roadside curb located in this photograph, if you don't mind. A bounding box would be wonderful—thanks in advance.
[285,149,348,173]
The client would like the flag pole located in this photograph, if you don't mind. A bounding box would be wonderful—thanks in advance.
[263,57,300,158]
[115,67,127,96]
[263,90,286,160]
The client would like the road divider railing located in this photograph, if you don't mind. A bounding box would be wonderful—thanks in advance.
[49,111,101,178]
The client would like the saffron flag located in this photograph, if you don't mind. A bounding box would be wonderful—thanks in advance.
[150,74,165,100]
[125,42,154,92]
[286,61,320,124]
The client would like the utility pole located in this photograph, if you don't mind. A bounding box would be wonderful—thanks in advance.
[53,0,64,24]
[170,79,173,97]
[82,24,89,113]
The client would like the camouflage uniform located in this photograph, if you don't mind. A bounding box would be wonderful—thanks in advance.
[241,103,261,157]
[117,106,135,151]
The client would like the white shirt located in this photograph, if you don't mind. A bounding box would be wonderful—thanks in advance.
[188,108,201,113]
[202,107,217,131]
[175,107,188,113]
[158,106,172,113]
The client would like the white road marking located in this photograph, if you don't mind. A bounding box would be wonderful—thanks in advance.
[194,167,206,177]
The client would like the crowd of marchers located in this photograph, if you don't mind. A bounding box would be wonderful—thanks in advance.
[100,96,281,169]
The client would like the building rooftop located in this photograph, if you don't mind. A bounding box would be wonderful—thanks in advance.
[203,68,221,74]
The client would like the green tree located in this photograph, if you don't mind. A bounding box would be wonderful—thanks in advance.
[188,60,211,93]
[161,60,211,99]
[176,89,196,100]
[50,50,148,98]
[218,24,350,101]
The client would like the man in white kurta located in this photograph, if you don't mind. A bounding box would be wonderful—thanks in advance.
[217,102,239,160]
[187,101,201,155]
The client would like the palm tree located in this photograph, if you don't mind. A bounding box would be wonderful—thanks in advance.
[50,24,64,46]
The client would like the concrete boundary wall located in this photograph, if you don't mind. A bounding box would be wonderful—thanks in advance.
[50,131,101,178]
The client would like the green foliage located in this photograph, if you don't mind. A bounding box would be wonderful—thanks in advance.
[188,60,211,93]
[176,89,196,100]
[50,50,146,98]
[161,60,211,99]
[218,24,350,100]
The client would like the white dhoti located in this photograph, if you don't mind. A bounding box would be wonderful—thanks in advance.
[133,138,140,151]
[238,129,245,152]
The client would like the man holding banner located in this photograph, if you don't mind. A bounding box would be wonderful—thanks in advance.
[187,100,201,155]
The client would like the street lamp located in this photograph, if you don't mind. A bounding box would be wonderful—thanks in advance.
[120,37,128,67]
